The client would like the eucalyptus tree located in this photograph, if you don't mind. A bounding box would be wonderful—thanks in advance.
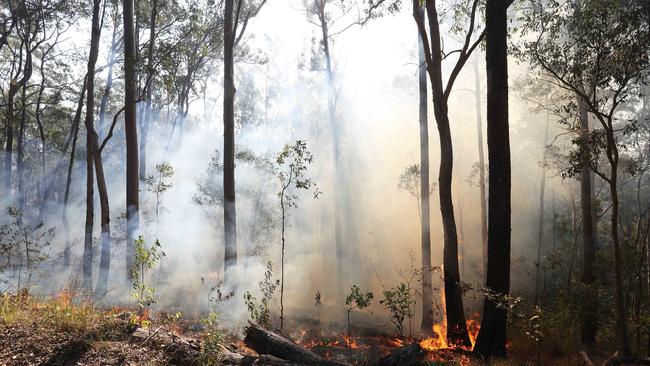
[473,0,510,356]
[222,0,267,283]
[517,0,650,356]
[412,0,485,346]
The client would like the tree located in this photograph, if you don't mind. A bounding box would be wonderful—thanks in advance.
[416,11,434,335]
[124,0,139,280]
[473,0,510,358]
[222,0,267,283]
[82,0,103,291]
[517,0,650,355]
[274,140,318,331]
[412,0,484,347]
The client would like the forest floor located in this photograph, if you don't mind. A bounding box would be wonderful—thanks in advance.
[0,292,602,366]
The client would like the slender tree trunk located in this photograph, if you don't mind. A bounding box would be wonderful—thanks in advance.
[473,58,488,279]
[417,13,434,336]
[223,0,237,281]
[578,92,597,346]
[412,0,471,346]
[124,0,139,280]
[534,115,549,305]
[82,0,103,291]
[316,4,344,305]
[140,0,158,181]
[474,0,510,357]
[62,76,87,268]
[609,157,631,356]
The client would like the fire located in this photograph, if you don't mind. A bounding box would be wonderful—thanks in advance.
[419,316,480,352]
[419,323,448,351]
[343,335,359,349]
[466,315,481,348]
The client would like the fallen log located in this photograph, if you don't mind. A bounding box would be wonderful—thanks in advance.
[243,322,351,366]
[375,342,427,366]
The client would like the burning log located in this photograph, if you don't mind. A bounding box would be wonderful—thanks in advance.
[244,322,351,366]
[375,342,427,366]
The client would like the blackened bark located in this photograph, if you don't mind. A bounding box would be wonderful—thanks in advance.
[223,0,237,279]
[417,7,434,336]
[124,0,140,280]
[474,0,510,358]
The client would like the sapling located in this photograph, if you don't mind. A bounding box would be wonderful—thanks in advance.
[144,162,174,222]
[244,261,279,328]
[345,285,374,337]
[131,236,165,323]
[381,283,416,337]
[273,140,319,331]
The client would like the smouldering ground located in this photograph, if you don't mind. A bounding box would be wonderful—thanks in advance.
[0,292,594,365]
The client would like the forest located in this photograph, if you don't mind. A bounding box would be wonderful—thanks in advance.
[0,0,649,365]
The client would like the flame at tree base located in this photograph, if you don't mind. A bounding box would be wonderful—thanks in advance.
[419,316,480,352]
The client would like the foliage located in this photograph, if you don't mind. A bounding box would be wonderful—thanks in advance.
[381,283,417,337]
[130,236,166,324]
[144,162,175,220]
[345,285,374,336]
[0,207,54,292]
[199,312,224,366]
[244,261,279,328]
[397,164,436,203]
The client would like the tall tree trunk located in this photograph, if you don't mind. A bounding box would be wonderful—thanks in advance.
[578,92,597,346]
[608,149,631,356]
[422,0,470,347]
[62,76,87,268]
[534,115,549,306]
[417,11,434,336]
[474,0,510,357]
[140,0,158,182]
[316,3,345,305]
[223,0,237,281]
[472,57,487,280]
[82,0,103,291]
[124,0,139,280]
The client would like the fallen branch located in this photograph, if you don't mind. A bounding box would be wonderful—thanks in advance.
[244,322,351,366]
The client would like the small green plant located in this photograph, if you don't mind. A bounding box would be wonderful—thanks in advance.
[199,312,224,365]
[131,236,165,323]
[345,285,374,337]
[244,261,279,328]
[144,162,174,221]
[381,283,416,337]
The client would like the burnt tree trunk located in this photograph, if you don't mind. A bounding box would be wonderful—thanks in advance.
[474,0,510,357]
